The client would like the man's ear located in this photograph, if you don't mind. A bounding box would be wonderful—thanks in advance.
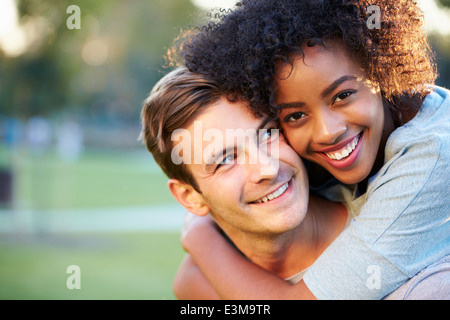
[168,179,210,217]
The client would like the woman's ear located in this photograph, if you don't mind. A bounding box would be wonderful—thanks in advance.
[168,179,210,217]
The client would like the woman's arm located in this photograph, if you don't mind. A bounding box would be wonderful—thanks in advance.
[181,214,316,300]
[173,254,220,300]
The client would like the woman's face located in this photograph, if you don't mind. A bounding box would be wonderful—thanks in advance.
[275,43,393,185]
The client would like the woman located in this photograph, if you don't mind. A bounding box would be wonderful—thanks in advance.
[176,0,450,299]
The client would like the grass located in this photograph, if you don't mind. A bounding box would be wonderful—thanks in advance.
[0,232,185,300]
[9,147,177,210]
[0,146,186,300]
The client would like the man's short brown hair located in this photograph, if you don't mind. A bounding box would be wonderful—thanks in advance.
[139,67,223,192]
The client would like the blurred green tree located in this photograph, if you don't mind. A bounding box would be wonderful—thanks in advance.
[0,0,197,119]
[430,0,450,89]
[437,0,450,8]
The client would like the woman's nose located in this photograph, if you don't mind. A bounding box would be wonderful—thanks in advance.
[313,107,347,145]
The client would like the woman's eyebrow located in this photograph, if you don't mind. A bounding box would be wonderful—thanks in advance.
[276,102,305,110]
[321,75,357,98]
[276,75,357,109]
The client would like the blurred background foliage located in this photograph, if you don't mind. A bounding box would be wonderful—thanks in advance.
[1,0,197,142]
[0,0,449,300]
[437,0,450,8]
[0,0,205,300]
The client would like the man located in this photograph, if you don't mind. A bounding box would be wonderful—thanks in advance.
[140,67,349,299]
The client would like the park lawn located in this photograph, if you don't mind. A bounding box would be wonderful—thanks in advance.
[0,232,185,300]
[11,148,177,210]
[0,148,185,299]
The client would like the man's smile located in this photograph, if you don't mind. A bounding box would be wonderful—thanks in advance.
[250,180,291,204]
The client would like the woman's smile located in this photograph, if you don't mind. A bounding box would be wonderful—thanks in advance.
[316,132,363,170]
[276,42,391,185]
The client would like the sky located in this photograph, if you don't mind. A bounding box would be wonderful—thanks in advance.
[418,0,450,34]
[0,0,26,56]
[190,0,237,10]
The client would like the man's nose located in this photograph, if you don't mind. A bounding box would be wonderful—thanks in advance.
[246,144,279,184]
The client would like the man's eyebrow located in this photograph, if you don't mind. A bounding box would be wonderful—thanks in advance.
[257,117,274,131]
[276,75,357,110]
[203,117,274,172]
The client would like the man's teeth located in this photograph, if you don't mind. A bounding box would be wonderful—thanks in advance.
[255,182,289,204]
[325,135,360,161]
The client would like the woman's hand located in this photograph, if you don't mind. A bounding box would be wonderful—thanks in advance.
[173,254,221,300]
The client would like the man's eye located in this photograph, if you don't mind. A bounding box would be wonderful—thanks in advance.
[259,127,280,144]
[260,128,272,141]
[283,112,305,123]
[218,154,235,166]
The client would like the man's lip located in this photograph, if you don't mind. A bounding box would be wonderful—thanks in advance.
[315,133,362,153]
[249,179,291,204]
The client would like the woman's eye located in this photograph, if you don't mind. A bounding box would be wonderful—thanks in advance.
[334,90,356,103]
[284,112,305,123]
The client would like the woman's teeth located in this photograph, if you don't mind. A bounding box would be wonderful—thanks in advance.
[255,182,289,204]
[325,135,360,161]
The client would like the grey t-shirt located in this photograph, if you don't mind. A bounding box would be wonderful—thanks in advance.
[385,255,450,300]
[286,256,450,300]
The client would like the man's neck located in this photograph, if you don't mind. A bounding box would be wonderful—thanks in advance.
[228,195,347,279]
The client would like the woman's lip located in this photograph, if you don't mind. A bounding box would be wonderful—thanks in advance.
[315,133,362,153]
[317,132,363,170]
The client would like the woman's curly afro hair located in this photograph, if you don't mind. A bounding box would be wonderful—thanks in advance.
[176,0,437,118]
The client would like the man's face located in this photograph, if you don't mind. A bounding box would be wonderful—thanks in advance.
[175,98,309,238]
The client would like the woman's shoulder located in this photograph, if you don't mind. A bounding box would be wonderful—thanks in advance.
[386,86,450,156]
[420,86,450,118]
[408,86,449,130]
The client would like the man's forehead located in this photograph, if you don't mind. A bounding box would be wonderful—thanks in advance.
[169,98,278,171]
[194,98,266,130]
[187,118,274,156]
